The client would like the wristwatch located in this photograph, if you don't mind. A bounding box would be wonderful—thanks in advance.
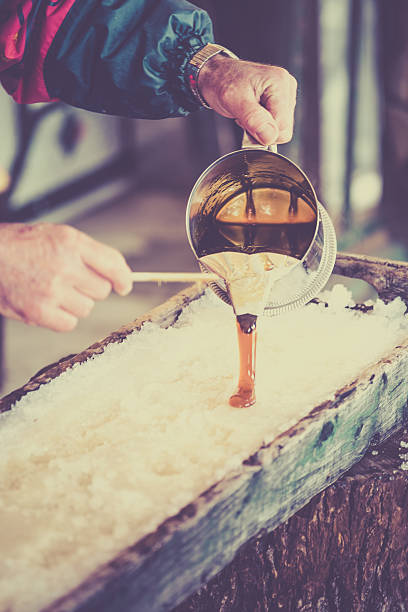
[187,43,238,109]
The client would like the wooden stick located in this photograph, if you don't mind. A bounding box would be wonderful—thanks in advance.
[131,272,219,283]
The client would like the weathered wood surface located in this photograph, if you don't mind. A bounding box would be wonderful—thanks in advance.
[334,252,408,303]
[0,253,406,612]
[175,426,408,612]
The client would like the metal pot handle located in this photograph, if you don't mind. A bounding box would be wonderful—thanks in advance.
[241,130,278,153]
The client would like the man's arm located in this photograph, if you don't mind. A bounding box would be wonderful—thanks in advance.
[0,0,213,117]
[0,0,297,333]
[1,0,296,142]
[44,0,214,118]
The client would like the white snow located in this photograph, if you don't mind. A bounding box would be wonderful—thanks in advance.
[0,286,407,611]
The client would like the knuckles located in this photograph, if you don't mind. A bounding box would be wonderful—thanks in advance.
[59,317,78,333]
[96,281,112,301]
[112,249,128,271]
[277,127,294,144]
[269,66,289,82]
[218,81,241,108]
[50,315,78,333]
[54,224,82,251]
[79,299,95,318]
[25,299,79,332]
[264,65,296,87]
[288,72,298,90]
[22,299,50,328]
[257,65,297,102]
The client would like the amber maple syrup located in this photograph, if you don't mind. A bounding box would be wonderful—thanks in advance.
[194,186,317,261]
[215,187,316,258]
[229,314,257,408]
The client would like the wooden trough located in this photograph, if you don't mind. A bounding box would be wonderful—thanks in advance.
[1,252,408,612]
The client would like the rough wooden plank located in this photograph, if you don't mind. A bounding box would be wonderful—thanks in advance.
[334,252,408,302]
[174,427,408,611]
[0,253,406,612]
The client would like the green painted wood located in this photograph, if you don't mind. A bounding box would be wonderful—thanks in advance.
[175,426,408,610]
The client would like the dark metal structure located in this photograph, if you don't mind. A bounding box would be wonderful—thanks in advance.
[0,103,136,222]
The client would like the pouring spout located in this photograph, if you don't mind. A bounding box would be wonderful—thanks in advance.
[236,313,257,333]
[226,269,272,317]
[199,252,291,317]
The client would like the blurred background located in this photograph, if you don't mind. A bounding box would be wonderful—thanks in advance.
[0,0,407,394]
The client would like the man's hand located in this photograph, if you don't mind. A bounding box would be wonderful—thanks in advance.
[0,223,133,332]
[198,55,297,146]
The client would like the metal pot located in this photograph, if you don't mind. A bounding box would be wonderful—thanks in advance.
[186,142,336,317]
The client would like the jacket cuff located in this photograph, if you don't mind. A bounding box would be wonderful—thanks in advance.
[142,6,215,115]
[179,40,210,111]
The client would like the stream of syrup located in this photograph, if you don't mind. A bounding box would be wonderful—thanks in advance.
[195,184,317,408]
[229,314,257,408]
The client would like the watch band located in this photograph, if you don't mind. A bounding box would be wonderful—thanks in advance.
[187,43,238,109]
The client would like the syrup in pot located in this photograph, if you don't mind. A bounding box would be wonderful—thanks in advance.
[215,187,316,258]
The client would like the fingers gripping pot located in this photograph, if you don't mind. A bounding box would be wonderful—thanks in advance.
[186,143,337,319]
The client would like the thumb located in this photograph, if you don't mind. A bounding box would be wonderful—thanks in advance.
[236,102,279,146]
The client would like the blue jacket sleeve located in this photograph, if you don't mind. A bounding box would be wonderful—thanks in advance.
[44,0,214,119]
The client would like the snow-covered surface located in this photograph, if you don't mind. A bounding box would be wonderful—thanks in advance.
[0,287,407,611]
